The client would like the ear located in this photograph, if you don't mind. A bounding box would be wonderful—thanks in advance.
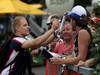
[15,25,20,32]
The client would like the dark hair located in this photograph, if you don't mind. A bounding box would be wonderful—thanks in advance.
[65,16,71,22]
[70,15,88,28]
[47,15,59,26]
[50,15,59,20]
[76,15,88,27]
[47,15,59,30]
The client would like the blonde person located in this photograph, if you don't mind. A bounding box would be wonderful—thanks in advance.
[0,16,59,75]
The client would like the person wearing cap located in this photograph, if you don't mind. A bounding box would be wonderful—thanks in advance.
[50,5,93,75]
[76,17,100,67]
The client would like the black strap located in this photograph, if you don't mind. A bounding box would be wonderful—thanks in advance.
[0,53,19,72]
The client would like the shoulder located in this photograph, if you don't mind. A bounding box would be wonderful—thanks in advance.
[79,29,89,34]
[78,29,91,45]
[12,37,27,44]
[9,37,27,50]
[78,29,90,39]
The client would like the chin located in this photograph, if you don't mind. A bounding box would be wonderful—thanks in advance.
[64,37,69,40]
[26,32,30,35]
[24,33,29,36]
[26,34,30,36]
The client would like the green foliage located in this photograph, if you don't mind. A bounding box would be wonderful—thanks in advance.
[93,6,100,16]
[92,26,100,75]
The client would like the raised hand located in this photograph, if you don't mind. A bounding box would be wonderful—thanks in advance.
[51,19,60,30]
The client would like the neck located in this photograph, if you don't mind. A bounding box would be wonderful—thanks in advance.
[64,40,73,49]
[65,40,72,45]
[15,32,25,37]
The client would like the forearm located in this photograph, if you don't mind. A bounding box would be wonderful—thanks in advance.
[41,34,55,46]
[86,58,95,66]
[22,28,55,48]
[61,49,88,65]
[34,28,55,46]
[63,56,81,65]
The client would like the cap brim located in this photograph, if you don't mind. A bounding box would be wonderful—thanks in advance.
[65,12,80,20]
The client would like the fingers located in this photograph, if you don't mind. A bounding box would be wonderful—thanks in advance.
[76,61,85,66]
[50,57,58,64]
[49,58,55,64]
[51,19,60,30]
[50,57,62,64]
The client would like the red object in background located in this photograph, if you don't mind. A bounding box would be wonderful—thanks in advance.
[91,17,100,23]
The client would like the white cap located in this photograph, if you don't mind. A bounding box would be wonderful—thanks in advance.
[67,5,87,20]
[71,5,87,16]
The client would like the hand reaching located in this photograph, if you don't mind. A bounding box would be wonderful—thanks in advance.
[76,59,94,67]
[51,19,60,30]
[50,57,63,64]
[76,60,86,67]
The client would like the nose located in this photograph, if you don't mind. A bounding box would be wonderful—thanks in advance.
[63,30,68,33]
[27,26,30,29]
[27,26,31,32]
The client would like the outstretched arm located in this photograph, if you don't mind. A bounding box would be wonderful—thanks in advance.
[50,30,91,64]
[22,21,59,49]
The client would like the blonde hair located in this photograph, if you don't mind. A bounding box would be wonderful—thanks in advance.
[11,16,25,33]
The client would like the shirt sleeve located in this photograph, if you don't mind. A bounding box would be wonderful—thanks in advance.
[9,39,23,51]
